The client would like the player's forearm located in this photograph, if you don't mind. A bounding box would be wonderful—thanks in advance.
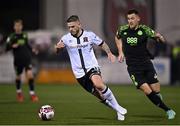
[115,36,123,54]
[54,41,65,54]
[100,42,112,55]
[54,45,61,54]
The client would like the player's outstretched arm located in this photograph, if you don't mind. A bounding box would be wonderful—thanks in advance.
[100,42,116,63]
[115,36,124,63]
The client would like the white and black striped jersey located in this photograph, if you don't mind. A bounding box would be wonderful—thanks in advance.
[60,30,104,78]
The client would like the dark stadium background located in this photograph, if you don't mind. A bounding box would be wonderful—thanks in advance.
[0,0,40,34]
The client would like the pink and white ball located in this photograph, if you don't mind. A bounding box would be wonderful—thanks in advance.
[38,105,54,120]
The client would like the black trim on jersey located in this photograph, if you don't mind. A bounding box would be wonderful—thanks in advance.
[98,41,104,46]
[72,29,84,38]
[76,30,87,74]
[77,46,87,74]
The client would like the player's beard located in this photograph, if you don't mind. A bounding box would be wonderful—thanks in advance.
[71,29,80,37]
[129,22,139,29]
[129,23,134,29]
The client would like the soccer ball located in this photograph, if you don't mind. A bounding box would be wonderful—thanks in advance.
[38,105,54,120]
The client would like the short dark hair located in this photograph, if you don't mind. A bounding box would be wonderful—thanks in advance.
[14,19,23,24]
[66,15,80,23]
[127,9,139,15]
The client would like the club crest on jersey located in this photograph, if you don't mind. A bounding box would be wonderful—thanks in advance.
[123,32,127,35]
[68,40,72,43]
[83,37,89,42]
[137,30,143,35]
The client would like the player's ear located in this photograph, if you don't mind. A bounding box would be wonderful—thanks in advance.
[77,21,81,27]
[137,15,140,22]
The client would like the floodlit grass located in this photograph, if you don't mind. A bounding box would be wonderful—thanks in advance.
[0,84,179,125]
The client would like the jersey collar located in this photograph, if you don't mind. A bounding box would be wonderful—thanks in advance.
[72,29,84,38]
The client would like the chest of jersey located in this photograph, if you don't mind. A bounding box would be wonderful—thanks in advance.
[12,34,27,46]
[121,29,148,47]
[66,36,93,53]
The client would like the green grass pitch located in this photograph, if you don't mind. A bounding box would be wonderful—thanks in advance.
[0,84,179,125]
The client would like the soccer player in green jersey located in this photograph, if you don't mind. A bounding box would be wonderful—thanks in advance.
[115,9,176,119]
[5,19,38,102]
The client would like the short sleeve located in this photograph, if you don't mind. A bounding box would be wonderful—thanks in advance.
[141,25,156,38]
[23,32,28,39]
[116,26,121,39]
[6,33,14,44]
[89,31,103,46]
[116,25,128,39]
[5,34,14,51]
[6,36,11,43]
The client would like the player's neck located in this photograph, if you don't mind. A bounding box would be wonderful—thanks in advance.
[129,25,139,30]
[77,29,83,38]
[15,31,22,34]
[73,29,83,38]
[135,25,139,30]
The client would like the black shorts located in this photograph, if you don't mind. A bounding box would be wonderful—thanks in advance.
[77,67,101,93]
[127,62,159,88]
[14,59,32,75]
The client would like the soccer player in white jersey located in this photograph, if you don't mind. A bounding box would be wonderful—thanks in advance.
[54,15,127,120]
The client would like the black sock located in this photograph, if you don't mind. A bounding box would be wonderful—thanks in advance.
[155,92,163,100]
[29,79,35,91]
[147,91,170,111]
[15,79,21,90]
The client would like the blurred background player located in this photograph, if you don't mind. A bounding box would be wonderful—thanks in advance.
[114,9,176,119]
[55,15,127,121]
[5,19,38,102]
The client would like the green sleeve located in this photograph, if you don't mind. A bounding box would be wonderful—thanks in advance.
[24,32,33,52]
[140,25,156,38]
[5,33,14,51]
[23,32,28,42]
[116,24,128,39]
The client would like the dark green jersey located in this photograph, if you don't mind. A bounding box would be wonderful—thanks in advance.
[116,24,156,66]
[6,32,32,62]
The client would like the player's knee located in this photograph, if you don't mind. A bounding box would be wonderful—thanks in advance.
[27,75,34,80]
[140,83,152,95]
[152,89,160,94]
[95,83,106,91]
[16,75,21,80]
[26,72,34,79]
[150,83,160,92]
[142,88,152,95]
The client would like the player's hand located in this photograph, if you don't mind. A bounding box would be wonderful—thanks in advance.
[118,53,124,63]
[107,53,116,63]
[156,32,165,42]
[55,40,65,49]
[54,40,65,53]
[12,43,19,48]
[32,48,39,55]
